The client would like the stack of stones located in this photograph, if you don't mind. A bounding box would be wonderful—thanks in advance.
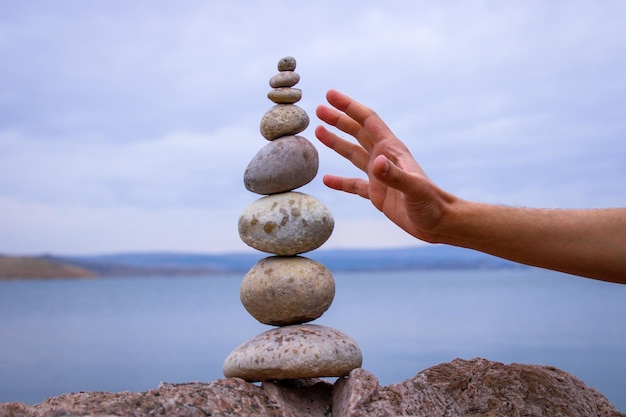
[223,56,363,381]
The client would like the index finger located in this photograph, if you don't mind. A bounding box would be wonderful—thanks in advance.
[324,89,396,144]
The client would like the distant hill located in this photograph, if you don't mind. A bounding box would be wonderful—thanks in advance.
[1,246,525,279]
[58,252,261,276]
[51,245,524,277]
[0,256,96,279]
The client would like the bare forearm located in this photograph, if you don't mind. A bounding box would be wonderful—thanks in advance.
[435,201,626,283]
[315,90,626,284]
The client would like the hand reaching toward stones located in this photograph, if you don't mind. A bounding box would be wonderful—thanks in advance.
[316,89,626,283]
[315,89,456,244]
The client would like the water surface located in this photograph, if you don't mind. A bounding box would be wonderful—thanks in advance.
[0,268,624,411]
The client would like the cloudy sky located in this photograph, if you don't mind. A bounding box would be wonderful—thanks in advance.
[1,1,625,255]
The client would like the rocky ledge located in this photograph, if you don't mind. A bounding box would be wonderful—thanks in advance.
[1,358,622,417]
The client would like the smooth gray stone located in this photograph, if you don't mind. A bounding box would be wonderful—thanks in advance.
[240,256,335,326]
[222,324,362,381]
[267,87,302,104]
[260,104,309,140]
[277,56,296,71]
[238,192,334,256]
[269,71,300,88]
[244,135,318,195]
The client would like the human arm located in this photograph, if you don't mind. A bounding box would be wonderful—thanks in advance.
[315,89,626,284]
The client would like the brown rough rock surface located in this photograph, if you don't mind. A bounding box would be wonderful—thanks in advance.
[1,358,622,417]
[334,358,624,417]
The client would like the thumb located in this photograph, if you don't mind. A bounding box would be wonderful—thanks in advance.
[372,155,411,191]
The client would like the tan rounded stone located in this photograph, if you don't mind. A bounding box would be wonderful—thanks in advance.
[268,87,302,104]
[222,324,362,381]
[240,256,335,326]
[278,56,296,71]
[260,104,309,140]
[238,192,334,256]
[269,71,300,88]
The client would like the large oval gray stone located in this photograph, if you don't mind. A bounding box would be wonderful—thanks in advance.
[260,105,309,140]
[223,324,362,381]
[238,192,334,255]
[240,256,335,326]
[244,135,318,195]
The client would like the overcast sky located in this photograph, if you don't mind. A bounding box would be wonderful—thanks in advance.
[1,1,625,255]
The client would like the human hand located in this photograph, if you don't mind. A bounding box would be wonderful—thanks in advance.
[315,89,456,243]
[316,90,626,283]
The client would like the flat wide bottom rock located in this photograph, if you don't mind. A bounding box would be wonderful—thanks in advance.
[2,358,623,417]
[223,324,362,381]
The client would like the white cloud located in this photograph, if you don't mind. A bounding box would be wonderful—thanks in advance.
[0,195,251,255]
[0,125,260,208]
[1,1,625,254]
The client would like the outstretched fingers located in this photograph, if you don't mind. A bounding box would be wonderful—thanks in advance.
[316,102,363,139]
[324,89,395,147]
[322,174,370,200]
[315,125,369,172]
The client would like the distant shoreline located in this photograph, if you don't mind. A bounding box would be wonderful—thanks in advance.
[1,246,526,280]
[0,256,96,280]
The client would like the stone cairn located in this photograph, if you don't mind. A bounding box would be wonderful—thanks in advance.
[223,56,363,381]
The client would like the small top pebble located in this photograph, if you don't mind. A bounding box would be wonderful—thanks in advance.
[278,56,296,72]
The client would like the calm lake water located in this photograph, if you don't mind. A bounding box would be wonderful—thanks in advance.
[0,268,624,411]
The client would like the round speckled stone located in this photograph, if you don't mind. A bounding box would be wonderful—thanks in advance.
[260,104,309,140]
[222,324,362,381]
[240,256,335,326]
[238,192,334,255]
[244,135,318,195]
[278,56,296,71]
[268,87,302,104]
